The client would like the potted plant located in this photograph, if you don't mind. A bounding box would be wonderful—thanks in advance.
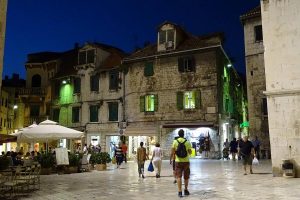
[0,156,10,170]
[40,153,54,175]
[90,152,111,171]
[65,153,80,173]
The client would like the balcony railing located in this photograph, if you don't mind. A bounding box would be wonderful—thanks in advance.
[24,116,47,127]
[18,88,46,96]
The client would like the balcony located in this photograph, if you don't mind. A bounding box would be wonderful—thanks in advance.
[18,88,46,96]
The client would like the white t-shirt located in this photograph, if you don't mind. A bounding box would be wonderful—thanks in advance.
[152,147,162,161]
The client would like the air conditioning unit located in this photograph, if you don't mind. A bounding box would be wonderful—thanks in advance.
[119,121,127,129]
[165,41,173,49]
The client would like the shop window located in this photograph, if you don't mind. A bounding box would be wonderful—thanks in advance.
[254,25,263,42]
[32,74,41,87]
[89,105,99,122]
[109,70,119,90]
[74,77,81,94]
[30,105,40,117]
[72,107,80,123]
[52,108,60,122]
[140,94,158,112]
[90,74,99,92]
[178,56,196,73]
[144,62,154,77]
[108,102,118,121]
[177,91,201,110]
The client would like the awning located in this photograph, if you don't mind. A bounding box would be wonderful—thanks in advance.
[162,122,215,128]
[124,125,157,136]
[0,134,17,145]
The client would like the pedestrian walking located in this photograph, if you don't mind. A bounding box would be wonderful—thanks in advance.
[151,142,163,178]
[121,141,128,163]
[170,136,179,184]
[170,129,192,197]
[114,143,124,168]
[229,138,238,161]
[137,142,148,178]
[252,136,261,160]
[239,136,255,175]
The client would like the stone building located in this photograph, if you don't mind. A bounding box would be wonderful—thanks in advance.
[123,22,247,158]
[240,6,270,158]
[261,0,300,177]
[0,0,7,90]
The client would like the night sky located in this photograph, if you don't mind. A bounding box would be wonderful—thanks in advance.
[4,0,260,79]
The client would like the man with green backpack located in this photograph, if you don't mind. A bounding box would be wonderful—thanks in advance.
[170,129,192,198]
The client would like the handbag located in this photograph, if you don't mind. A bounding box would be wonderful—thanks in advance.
[148,161,154,172]
[252,157,259,165]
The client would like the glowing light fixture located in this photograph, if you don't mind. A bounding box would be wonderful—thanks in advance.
[227,63,232,68]
[13,105,18,109]
[62,80,67,84]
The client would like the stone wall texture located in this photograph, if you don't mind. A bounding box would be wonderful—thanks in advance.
[0,0,7,89]
[261,0,300,177]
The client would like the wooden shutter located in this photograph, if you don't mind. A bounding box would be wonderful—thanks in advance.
[72,107,80,123]
[154,94,158,112]
[109,102,118,121]
[191,56,196,72]
[176,91,184,110]
[195,90,201,109]
[178,58,184,73]
[90,105,98,122]
[140,96,145,112]
[144,62,154,77]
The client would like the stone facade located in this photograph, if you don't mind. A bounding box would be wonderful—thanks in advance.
[124,22,246,158]
[241,7,270,157]
[261,0,300,177]
[0,0,7,90]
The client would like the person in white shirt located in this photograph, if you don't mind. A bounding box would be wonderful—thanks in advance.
[151,143,163,178]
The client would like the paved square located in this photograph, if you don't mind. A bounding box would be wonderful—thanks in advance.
[19,159,300,200]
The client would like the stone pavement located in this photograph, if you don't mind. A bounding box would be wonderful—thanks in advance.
[20,159,300,200]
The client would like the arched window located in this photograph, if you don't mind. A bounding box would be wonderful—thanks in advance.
[32,74,41,87]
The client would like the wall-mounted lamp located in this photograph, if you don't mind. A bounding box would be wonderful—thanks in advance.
[13,105,18,110]
[227,63,232,68]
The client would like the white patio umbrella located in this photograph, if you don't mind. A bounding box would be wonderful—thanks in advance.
[18,120,83,143]
[11,122,38,137]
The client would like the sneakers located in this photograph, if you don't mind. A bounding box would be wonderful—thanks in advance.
[250,170,253,174]
[184,189,190,196]
[178,190,190,197]
[142,174,145,179]
[156,174,160,178]
[178,192,183,198]
[173,180,177,184]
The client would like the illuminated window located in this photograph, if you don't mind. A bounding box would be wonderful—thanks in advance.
[140,95,158,112]
[184,91,196,109]
[145,95,155,112]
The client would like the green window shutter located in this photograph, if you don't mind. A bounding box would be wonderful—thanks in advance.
[195,90,201,109]
[178,58,184,73]
[154,94,158,112]
[90,105,98,122]
[191,56,196,72]
[144,62,154,77]
[176,91,184,110]
[109,102,118,121]
[140,96,145,112]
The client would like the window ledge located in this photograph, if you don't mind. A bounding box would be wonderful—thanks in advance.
[183,109,196,113]
[144,111,155,115]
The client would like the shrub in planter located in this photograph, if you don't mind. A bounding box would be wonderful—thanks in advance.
[66,153,80,173]
[0,156,10,170]
[40,153,54,174]
[90,152,111,171]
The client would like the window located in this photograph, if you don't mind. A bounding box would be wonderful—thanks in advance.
[32,74,41,87]
[140,95,158,112]
[108,102,118,121]
[54,81,60,97]
[262,98,268,116]
[254,25,263,42]
[109,70,119,90]
[178,56,196,73]
[52,108,60,122]
[90,74,99,92]
[72,107,80,123]
[177,91,201,110]
[159,29,174,44]
[159,30,166,44]
[184,92,196,109]
[30,105,40,117]
[74,77,81,93]
[144,62,154,77]
[79,49,95,65]
[89,105,99,122]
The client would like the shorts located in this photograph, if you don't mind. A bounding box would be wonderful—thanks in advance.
[242,155,253,165]
[175,162,190,180]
